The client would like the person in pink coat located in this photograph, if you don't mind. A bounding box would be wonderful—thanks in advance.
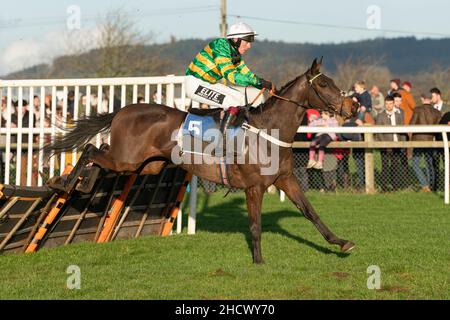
[307,110,339,170]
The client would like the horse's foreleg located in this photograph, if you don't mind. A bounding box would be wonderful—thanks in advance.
[244,185,265,264]
[274,174,355,253]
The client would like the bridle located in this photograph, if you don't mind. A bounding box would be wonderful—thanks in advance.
[262,73,347,117]
[243,72,346,149]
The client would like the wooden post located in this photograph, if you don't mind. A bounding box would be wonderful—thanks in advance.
[220,0,227,38]
[364,132,375,194]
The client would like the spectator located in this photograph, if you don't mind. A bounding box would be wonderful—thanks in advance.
[44,94,53,118]
[137,96,145,104]
[398,81,416,124]
[375,96,407,191]
[1,96,12,127]
[409,93,441,192]
[68,90,75,118]
[370,85,385,118]
[334,146,351,189]
[387,78,401,96]
[293,109,320,192]
[340,102,375,190]
[103,90,122,113]
[32,95,42,124]
[306,110,339,170]
[352,81,372,121]
[430,87,450,115]
[402,81,412,93]
[11,99,33,128]
[432,88,450,191]
[392,92,403,114]
[152,90,166,104]
[438,109,450,139]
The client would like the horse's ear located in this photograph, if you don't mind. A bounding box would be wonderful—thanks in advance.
[319,56,323,65]
[310,58,318,72]
[310,57,321,75]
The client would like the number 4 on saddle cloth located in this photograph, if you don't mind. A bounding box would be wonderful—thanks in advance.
[179,108,247,158]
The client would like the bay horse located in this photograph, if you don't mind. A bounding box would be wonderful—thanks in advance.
[45,58,356,264]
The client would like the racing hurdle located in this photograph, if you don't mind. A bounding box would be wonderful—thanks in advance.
[0,165,190,254]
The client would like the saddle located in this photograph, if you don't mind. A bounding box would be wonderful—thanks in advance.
[181,108,248,157]
[187,105,249,130]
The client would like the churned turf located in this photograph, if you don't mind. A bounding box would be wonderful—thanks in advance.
[0,190,448,299]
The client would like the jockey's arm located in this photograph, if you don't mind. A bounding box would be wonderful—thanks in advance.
[213,45,262,88]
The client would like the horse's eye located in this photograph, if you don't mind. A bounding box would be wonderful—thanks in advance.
[319,81,327,88]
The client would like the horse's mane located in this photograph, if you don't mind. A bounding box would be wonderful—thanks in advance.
[250,72,306,114]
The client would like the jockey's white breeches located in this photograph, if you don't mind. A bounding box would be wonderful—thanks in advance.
[185,75,265,110]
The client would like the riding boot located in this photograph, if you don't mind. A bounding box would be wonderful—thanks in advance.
[219,111,237,157]
[222,112,237,134]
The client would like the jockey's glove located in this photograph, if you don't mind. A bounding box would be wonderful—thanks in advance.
[259,78,273,90]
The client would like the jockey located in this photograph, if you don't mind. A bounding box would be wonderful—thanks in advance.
[185,22,273,132]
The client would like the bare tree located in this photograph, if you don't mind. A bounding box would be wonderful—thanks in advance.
[62,8,168,78]
[332,55,391,93]
[422,64,450,102]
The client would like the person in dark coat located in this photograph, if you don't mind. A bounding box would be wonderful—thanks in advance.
[409,93,442,192]
[375,96,407,191]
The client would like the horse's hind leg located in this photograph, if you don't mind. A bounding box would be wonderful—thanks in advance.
[48,143,97,191]
[274,173,355,253]
[88,148,140,173]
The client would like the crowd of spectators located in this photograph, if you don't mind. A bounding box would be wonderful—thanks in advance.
[294,79,450,193]
[0,89,165,184]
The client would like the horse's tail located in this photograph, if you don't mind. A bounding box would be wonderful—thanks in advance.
[43,110,119,157]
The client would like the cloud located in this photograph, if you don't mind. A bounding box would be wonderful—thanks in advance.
[0,31,63,75]
[0,27,101,76]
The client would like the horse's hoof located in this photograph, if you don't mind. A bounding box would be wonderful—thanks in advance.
[341,241,355,253]
[46,177,66,191]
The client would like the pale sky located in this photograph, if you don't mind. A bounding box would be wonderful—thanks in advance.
[1,0,449,75]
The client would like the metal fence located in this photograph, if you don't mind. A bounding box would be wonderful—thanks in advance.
[197,126,450,205]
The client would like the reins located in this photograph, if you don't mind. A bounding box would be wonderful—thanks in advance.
[241,72,345,149]
[250,72,344,117]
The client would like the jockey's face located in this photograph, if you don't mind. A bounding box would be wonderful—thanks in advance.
[237,39,252,55]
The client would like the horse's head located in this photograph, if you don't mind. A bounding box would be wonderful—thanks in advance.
[305,57,355,119]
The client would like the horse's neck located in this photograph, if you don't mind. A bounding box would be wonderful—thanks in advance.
[251,78,308,144]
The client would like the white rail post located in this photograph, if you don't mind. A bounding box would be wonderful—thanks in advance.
[177,205,182,234]
[132,84,138,103]
[16,87,23,185]
[188,175,197,235]
[156,84,162,104]
[443,131,449,205]
[49,86,56,178]
[5,87,12,185]
[72,86,80,166]
[37,86,45,187]
[166,75,175,108]
[61,86,68,172]
[144,84,150,103]
[27,87,34,186]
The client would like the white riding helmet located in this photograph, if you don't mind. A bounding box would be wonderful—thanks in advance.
[226,22,258,42]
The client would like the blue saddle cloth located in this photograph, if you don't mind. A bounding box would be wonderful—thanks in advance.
[182,113,242,142]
